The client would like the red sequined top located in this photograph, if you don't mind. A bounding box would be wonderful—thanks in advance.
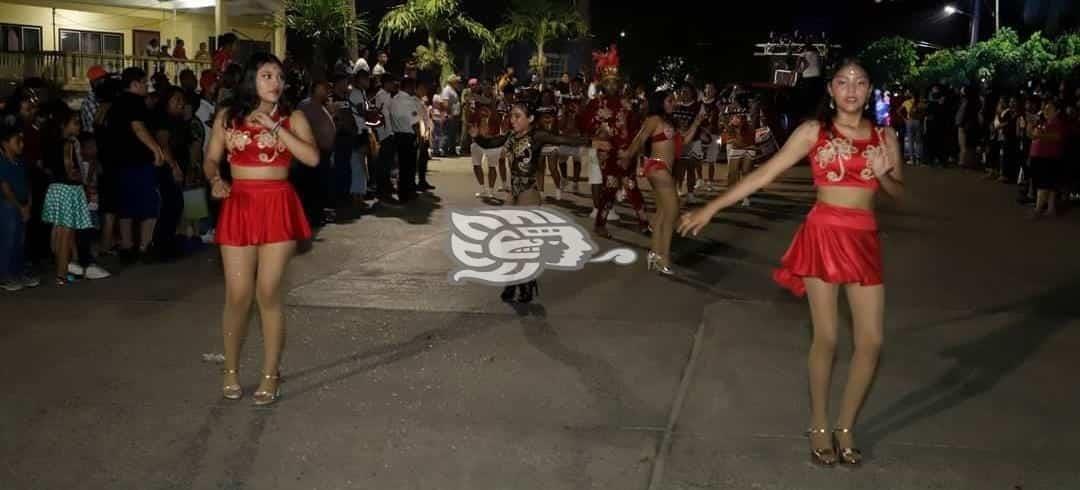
[225,113,293,168]
[810,123,885,190]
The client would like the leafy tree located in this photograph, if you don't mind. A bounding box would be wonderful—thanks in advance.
[494,0,588,80]
[1019,31,1056,81]
[858,37,917,86]
[276,0,371,78]
[377,0,497,84]
[911,48,968,88]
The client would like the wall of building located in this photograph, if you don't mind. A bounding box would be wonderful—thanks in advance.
[0,0,273,56]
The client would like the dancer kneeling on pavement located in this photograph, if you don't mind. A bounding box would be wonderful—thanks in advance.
[621,90,705,275]
[471,100,611,303]
[678,59,904,467]
[203,52,320,406]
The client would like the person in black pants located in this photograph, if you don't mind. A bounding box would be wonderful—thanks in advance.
[390,78,420,202]
[374,75,400,204]
[150,86,190,261]
[330,73,357,215]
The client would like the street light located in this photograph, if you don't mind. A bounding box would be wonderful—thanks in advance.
[943,5,967,17]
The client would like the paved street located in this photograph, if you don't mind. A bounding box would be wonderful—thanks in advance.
[3,157,1080,490]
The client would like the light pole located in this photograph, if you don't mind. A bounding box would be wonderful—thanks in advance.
[943,3,977,47]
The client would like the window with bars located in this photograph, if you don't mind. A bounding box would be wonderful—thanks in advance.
[1,24,42,52]
[59,29,123,55]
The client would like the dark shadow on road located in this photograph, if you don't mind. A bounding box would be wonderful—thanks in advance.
[371,193,444,225]
[280,317,493,401]
[516,303,656,424]
[859,278,1080,450]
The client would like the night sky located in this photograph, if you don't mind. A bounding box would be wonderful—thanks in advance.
[362,0,1078,85]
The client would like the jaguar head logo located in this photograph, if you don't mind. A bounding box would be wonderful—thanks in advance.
[447,208,634,286]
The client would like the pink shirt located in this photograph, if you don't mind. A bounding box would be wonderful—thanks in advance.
[1030,117,1065,159]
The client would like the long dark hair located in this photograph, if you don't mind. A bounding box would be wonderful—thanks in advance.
[647,89,675,125]
[225,52,290,128]
[815,58,876,129]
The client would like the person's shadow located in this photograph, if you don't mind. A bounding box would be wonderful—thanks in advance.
[859,278,1080,449]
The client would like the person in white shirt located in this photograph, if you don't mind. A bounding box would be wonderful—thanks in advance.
[348,70,374,205]
[372,50,388,77]
[439,75,462,155]
[389,77,423,202]
[348,47,370,75]
[371,75,399,203]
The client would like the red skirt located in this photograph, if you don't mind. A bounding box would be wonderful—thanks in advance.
[772,202,882,297]
[215,179,312,247]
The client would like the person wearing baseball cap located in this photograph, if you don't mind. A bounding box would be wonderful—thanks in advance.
[80,66,109,134]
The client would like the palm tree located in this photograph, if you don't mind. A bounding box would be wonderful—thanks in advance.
[494,0,588,82]
[377,0,498,84]
[276,0,371,79]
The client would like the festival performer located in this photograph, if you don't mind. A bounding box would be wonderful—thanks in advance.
[556,76,587,192]
[673,84,703,202]
[534,89,564,200]
[471,100,610,303]
[678,59,904,466]
[468,82,504,199]
[722,87,757,207]
[699,83,723,192]
[621,90,705,274]
[203,52,320,406]
[579,45,647,237]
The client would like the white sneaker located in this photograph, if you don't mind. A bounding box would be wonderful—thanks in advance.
[554,188,562,200]
[607,210,619,221]
[84,264,111,280]
[21,275,39,288]
[0,279,22,292]
[67,263,85,276]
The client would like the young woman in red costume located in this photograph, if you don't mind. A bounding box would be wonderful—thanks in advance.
[203,52,320,406]
[621,90,704,274]
[679,59,904,466]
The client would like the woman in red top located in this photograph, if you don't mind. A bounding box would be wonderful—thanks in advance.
[1027,99,1066,218]
[679,59,905,466]
[203,52,319,406]
[621,90,704,274]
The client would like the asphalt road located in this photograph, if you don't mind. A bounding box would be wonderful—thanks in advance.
[3,157,1079,490]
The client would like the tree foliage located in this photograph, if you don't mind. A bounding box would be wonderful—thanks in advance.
[377,0,498,83]
[858,37,917,87]
[278,0,370,45]
[494,0,588,75]
[905,29,1080,89]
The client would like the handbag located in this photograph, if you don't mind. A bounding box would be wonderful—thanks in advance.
[182,187,209,221]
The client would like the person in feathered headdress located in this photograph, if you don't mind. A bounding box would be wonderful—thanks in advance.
[577,45,647,237]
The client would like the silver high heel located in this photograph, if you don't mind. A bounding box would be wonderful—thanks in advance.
[646,251,674,275]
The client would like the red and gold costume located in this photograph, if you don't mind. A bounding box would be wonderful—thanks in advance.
[578,45,644,232]
[772,123,886,297]
[216,113,311,246]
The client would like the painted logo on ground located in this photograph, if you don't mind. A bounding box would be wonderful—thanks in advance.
[447,207,637,286]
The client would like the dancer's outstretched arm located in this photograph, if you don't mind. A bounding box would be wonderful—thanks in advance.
[677,120,820,237]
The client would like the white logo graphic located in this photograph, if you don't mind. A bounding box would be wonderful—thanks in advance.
[447,207,638,286]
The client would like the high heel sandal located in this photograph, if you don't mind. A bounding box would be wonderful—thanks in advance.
[646,251,674,275]
[516,281,539,304]
[832,428,862,465]
[500,285,516,302]
[222,369,242,400]
[806,428,838,466]
[252,373,281,406]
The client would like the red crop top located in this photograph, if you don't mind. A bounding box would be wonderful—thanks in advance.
[650,126,683,158]
[225,113,293,168]
[810,123,885,190]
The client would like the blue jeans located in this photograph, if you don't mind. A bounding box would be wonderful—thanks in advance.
[0,202,26,280]
[350,147,368,196]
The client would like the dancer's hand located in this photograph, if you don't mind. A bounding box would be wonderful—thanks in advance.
[677,207,716,237]
[210,176,230,199]
[252,112,277,131]
[869,144,895,177]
